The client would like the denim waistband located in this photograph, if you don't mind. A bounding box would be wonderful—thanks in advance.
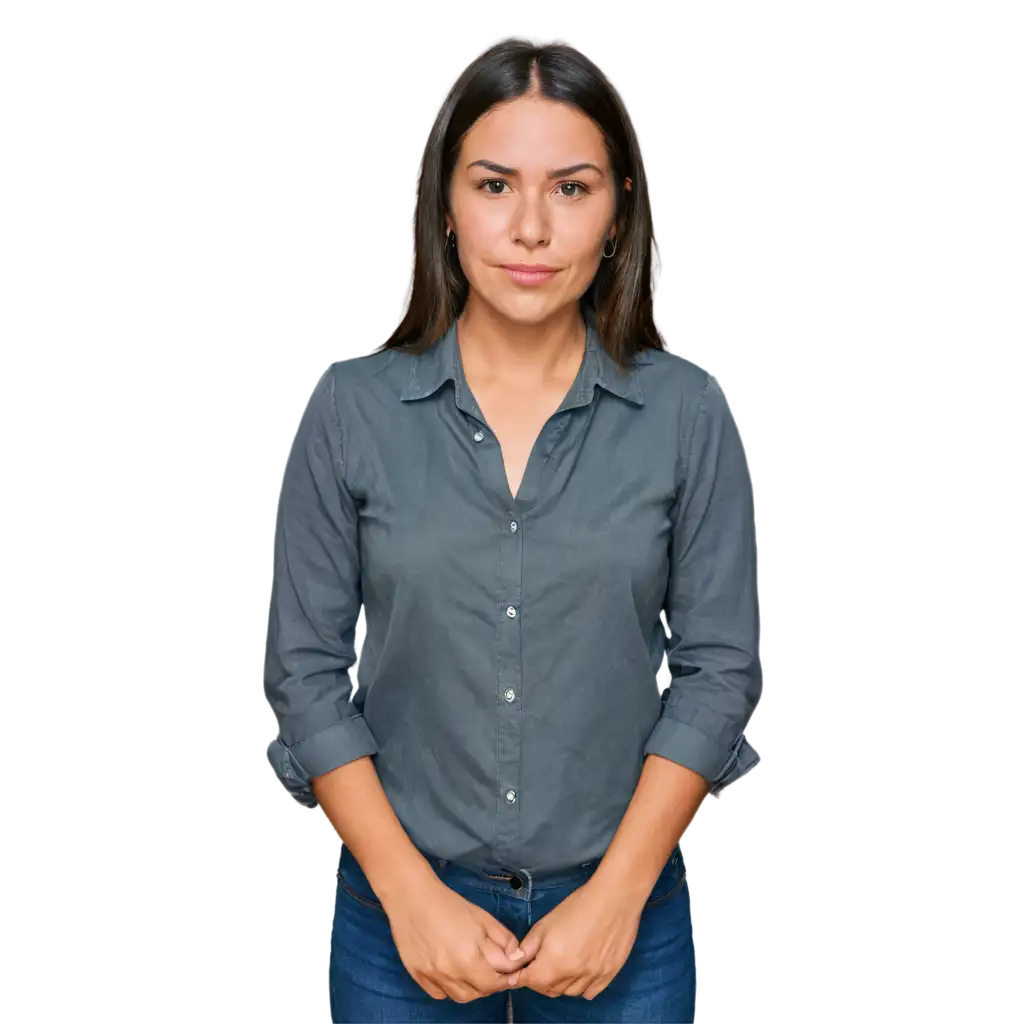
[429,852,603,900]
[340,842,681,904]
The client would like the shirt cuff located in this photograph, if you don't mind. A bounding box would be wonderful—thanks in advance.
[267,715,378,808]
[643,716,760,797]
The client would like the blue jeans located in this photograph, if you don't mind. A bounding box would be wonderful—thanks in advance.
[329,842,696,1022]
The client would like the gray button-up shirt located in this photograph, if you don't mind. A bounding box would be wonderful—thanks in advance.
[264,305,762,874]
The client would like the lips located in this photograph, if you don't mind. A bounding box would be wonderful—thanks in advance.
[502,265,558,286]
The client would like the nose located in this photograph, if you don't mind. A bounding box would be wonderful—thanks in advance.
[510,190,550,250]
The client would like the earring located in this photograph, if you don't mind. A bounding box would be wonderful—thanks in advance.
[602,236,617,258]
[446,229,456,249]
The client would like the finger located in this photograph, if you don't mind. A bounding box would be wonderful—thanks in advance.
[552,974,577,999]
[477,913,530,972]
[561,975,590,998]
[416,974,448,1000]
[446,974,485,1003]
[509,961,543,991]
[481,936,528,974]
[505,962,528,987]
[480,916,526,960]
[516,929,543,960]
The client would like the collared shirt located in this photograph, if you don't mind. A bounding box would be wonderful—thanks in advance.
[264,304,762,875]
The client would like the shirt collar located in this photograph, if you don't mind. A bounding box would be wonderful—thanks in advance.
[397,326,454,402]
[399,305,649,408]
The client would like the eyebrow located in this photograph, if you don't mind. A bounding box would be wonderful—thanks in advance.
[467,159,605,179]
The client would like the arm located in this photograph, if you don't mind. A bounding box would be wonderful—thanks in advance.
[312,756,441,905]
[263,365,435,898]
[592,372,762,902]
[265,366,533,1000]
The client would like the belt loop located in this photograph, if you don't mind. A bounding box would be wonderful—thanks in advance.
[519,867,534,899]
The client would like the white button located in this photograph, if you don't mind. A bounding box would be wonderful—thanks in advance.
[504,688,515,702]
[505,789,517,803]
[506,605,517,618]
[473,430,484,442]
[510,521,518,532]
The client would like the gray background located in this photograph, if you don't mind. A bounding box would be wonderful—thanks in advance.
[2,8,1024,1024]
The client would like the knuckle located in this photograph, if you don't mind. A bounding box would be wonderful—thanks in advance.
[456,948,480,971]
[419,977,446,1000]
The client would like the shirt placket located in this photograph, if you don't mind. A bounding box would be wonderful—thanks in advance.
[487,411,590,866]
[494,499,524,865]
[451,344,597,868]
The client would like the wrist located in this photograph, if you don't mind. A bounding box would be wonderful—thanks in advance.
[365,846,443,910]
[585,862,653,912]
[587,835,672,909]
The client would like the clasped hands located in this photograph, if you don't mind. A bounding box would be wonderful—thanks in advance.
[389,869,642,1004]
[503,878,641,999]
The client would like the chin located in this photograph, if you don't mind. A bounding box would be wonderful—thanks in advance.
[500,291,565,321]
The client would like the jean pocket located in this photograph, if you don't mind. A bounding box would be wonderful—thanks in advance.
[643,847,687,909]
[337,846,387,915]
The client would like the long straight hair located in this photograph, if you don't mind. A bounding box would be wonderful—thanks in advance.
[378,37,665,368]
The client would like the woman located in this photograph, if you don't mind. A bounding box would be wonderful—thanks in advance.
[264,37,762,1023]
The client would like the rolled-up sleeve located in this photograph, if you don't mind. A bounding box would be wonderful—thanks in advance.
[643,372,762,797]
[264,364,378,808]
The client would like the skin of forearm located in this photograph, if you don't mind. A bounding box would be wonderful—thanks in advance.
[587,753,709,908]
[311,755,439,912]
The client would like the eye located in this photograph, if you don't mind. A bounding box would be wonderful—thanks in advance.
[558,181,591,199]
[477,179,510,195]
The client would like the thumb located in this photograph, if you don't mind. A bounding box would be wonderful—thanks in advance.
[503,931,526,959]
[516,928,543,961]
[480,918,528,973]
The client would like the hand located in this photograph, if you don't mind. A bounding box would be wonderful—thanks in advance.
[385,874,536,1003]
[506,877,641,1000]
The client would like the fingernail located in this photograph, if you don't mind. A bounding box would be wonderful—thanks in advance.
[510,949,525,960]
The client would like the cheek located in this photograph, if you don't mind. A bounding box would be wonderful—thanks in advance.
[456,205,505,251]
[561,225,606,284]
[557,219,606,264]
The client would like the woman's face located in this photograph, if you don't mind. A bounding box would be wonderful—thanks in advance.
[447,95,618,325]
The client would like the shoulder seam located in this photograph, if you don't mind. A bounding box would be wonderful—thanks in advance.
[325,362,352,494]
[679,369,712,494]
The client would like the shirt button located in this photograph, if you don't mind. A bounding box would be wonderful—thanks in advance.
[505,789,517,803]
[504,687,515,702]
[510,520,518,532]
[505,605,517,618]
[473,430,484,442]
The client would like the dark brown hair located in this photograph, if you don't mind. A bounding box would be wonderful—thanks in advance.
[378,37,666,367]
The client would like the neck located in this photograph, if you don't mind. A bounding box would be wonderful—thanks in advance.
[456,295,586,385]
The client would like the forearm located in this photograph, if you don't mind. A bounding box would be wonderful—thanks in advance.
[311,755,438,910]
[589,753,709,907]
